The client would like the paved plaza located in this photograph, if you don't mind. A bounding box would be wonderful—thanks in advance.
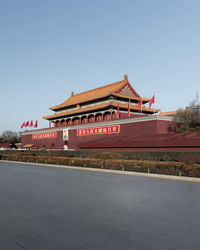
[0,161,200,250]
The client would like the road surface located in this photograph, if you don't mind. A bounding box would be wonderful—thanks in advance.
[0,161,200,249]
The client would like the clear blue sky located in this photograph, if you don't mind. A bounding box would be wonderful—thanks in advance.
[0,0,200,134]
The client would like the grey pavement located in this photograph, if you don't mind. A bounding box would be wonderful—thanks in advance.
[0,161,200,250]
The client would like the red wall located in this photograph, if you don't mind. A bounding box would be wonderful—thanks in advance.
[0,143,10,148]
[68,120,160,149]
[156,120,171,134]
[22,132,65,150]
[22,119,162,150]
[21,119,200,151]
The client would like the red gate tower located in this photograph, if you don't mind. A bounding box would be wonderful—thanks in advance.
[22,75,182,151]
[43,75,159,127]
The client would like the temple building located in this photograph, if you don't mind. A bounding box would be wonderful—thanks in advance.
[21,75,200,151]
[43,75,159,128]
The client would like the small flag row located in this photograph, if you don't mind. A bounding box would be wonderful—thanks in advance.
[20,120,38,129]
[137,94,155,109]
[127,94,156,117]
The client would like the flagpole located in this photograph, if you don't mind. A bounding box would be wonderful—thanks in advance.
[117,103,119,119]
[128,99,130,118]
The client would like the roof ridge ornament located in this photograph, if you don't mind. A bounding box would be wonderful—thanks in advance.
[124,74,128,81]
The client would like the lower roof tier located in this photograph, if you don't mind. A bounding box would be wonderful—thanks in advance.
[43,101,160,121]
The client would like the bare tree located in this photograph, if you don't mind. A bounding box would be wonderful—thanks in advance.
[172,100,200,133]
[0,130,21,145]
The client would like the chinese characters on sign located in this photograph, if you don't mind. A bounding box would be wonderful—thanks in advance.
[77,125,120,136]
[32,132,57,139]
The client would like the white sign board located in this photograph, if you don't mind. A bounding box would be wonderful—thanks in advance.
[63,128,68,140]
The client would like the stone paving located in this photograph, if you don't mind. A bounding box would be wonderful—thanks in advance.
[0,161,200,250]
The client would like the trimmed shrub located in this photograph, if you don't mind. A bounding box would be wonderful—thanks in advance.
[177,155,200,165]
[1,150,200,163]
[87,152,124,160]
[2,152,200,178]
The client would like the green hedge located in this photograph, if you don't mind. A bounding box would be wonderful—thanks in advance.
[1,150,200,163]
[2,154,200,178]
[1,150,200,161]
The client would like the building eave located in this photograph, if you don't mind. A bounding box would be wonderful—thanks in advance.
[112,93,151,103]
[44,101,159,120]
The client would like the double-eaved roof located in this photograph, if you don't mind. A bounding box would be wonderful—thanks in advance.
[44,75,158,120]
[49,75,150,111]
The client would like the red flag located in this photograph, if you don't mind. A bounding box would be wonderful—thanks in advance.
[117,103,119,118]
[138,98,142,110]
[128,99,130,117]
[29,120,33,127]
[149,95,155,108]
[20,122,25,129]
[34,120,38,128]
[25,121,29,127]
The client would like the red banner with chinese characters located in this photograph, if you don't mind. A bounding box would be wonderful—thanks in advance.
[32,132,57,139]
[77,125,120,136]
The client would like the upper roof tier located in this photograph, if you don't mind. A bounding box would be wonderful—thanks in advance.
[50,75,151,111]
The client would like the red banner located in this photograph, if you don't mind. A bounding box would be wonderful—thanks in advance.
[77,125,120,136]
[32,132,57,139]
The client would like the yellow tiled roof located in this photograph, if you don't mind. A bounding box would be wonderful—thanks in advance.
[50,79,127,111]
[50,75,148,111]
[44,103,110,120]
[44,101,159,120]
[159,111,176,116]
[23,144,35,148]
